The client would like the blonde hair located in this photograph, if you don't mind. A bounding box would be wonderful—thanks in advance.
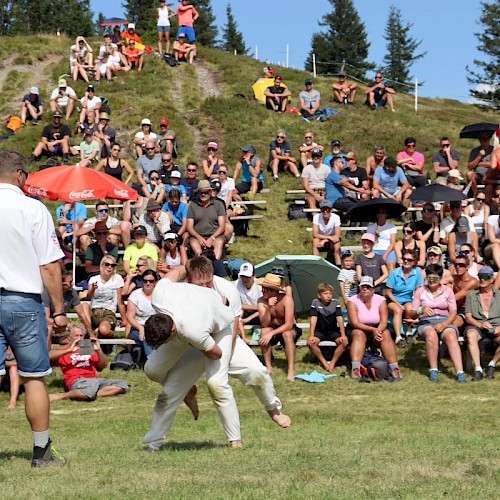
[317,282,334,294]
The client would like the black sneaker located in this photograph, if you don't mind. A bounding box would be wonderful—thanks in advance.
[472,370,483,382]
[29,155,39,162]
[31,439,67,468]
[486,366,495,379]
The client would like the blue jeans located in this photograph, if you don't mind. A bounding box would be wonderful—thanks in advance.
[130,328,153,358]
[0,290,51,378]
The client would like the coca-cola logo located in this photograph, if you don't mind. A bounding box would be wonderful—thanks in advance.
[27,186,48,196]
[69,189,95,200]
[114,189,130,198]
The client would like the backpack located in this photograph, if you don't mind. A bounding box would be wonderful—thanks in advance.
[225,258,248,280]
[164,54,179,67]
[360,352,392,382]
[98,97,111,115]
[6,116,22,133]
[110,349,137,371]
[288,203,307,220]
[322,107,340,117]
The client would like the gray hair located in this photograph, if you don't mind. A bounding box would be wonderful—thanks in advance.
[0,149,26,179]
[276,129,287,139]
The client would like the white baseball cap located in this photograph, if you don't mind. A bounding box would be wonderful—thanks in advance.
[238,262,254,277]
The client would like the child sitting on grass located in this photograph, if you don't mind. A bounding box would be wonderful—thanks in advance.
[307,282,349,373]
[337,249,359,308]
[77,131,100,167]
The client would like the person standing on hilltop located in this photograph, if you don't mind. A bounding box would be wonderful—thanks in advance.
[157,0,177,55]
[177,0,199,45]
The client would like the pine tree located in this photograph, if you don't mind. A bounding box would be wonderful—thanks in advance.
[466,1,500,109]
[220,3,247,55]
[382,5,426,92]
[0,0,14,35]
[195,0,217,47]
[122,0,157,39]
[96,12,106,37]
[305,0,373,79]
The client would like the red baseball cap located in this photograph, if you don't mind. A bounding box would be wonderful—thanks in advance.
[159,118,169,127]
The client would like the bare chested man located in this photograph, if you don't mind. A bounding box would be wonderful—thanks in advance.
[257,273,300,381]
[452,254,479,329]
[365,145,386,187]
[332,72,358,105]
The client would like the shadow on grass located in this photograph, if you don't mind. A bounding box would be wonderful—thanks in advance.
[161,441,224,452]
[0,449,32,462]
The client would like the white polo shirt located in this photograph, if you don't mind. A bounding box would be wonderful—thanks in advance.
[0,184,64,293]
[152,279,234,351]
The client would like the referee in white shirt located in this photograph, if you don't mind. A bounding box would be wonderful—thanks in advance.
[0,150,68,467]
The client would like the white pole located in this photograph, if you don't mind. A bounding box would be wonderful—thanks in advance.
[255,46,258,60]
[234,49,237,56]
[313,53,317,78]
[415,78,418,112]
[286,44,289,68]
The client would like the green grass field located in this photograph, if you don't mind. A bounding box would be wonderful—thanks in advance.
[0,36,499,497]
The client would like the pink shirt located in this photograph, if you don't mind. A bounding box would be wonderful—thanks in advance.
[412,285,456,316]
[397,150,425,167]
[348,293,385,326]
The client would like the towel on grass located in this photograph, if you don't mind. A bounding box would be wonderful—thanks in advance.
[295,370,337,383]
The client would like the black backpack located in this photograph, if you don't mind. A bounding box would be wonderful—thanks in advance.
[360,352,392,382]
[110,349,137,371]
[164,54,179,67]
[288,203,307,220]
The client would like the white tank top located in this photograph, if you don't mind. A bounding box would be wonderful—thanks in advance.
[165,252,180,266]
[469,206,485,229]
[158,7,171,26]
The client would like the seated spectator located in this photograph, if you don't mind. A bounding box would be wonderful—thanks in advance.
[332,71,358,104]
[56,201,87,244]
[123,192,148,231]
[94,53,113,83]
[143,170,166,205]
[162,188,188,235]
[365,145,386,186]
[464,266,500,381]
[78,85,101,125]
[464,190,489,239]
[123,225,159,274]
[325,157,369,213]
[209,179,234,243]
[467,133,493,196]
[124,39,145,71]
[82,255,126,341]
[157,118,177,156]
[216,165,235,210]
[77,131,100,167]
[439,200,475,246]
[111,25,123,46]
[70,36,93,83]
[77,201,124,253]
[484,211,500,270]
[173,33,196,63]
[415,203,441,250]
[302,148,330,209]
[181,162,200,200]
[158,152,181,185]
[84,220,119,278]
[299,79,322,122]
[410,264,466,383]
[424,246,454,286]
[446,169,464,190]
[259,66,275,79]
[99,33,118,58]
[126,269,159,359]
[432,137,460,185]
[264,75,291,113]
[484,151,500,203]
[235,263,262,339]
[134,120,158,158]
[233,144,264,201]
[386,249,423,347]
[49,324,128,401]
[106,43,130,74]
[452,253,479,330]
[202,142,225,179]
[257,273,300,381]
[123,256,156,296]
[312,200,341,265]
[347,276,401,380]
[30,112,72,163]
[324,139,346,169]
[372,157,411,207]
[308,282,348,373]
[455,243,481,279]
[268,130,300,181]
[94,112,117,159]
[75,109,99,141]
[396,137,427,188]
[299,131,323,169]
[165,170,187,202]
[137,141,162,192]
[365,72,396,112]
[158,233,187,275]
[355,233,388,295]
[95,142,134,184]
[49,79,78,121]
[20,86,43,126]
[394,222,426,268]
[367,208,398,271]
[343,152,370,201]
[139,198,171,248]
[122,22,143,47]
[337,250,358,308]
[448,216,480,264]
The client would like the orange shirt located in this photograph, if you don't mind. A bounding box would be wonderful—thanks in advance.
[121,30,142,45]
[178,6,198,27]
[125,47,141,62]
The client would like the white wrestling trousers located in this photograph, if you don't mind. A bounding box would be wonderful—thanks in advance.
[143,336,282,449]
[144,326,240,448]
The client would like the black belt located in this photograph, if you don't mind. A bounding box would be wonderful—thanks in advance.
[0,289,42,300]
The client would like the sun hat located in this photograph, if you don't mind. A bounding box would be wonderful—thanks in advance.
[30,87,39,94]
[58,79,67,87]
[256,273,285,293]
[146,199,161,211]
[448,169,463,180]
[427,246,442,255]
[197,179,211,191]
[141,118,152,126]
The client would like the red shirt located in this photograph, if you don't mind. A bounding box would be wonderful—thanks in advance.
[178,6,198,27]
[125,47,141,62]
[121,30,142,45]
[55,350,100,389]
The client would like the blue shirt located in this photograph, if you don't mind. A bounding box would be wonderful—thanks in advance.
[162,201,188,225]
[374,166,407,195]
[325,170,347,204]
[324,153,346,169]
[181,178,198,200]
[165,183,187,199]
[386,267,423,304]
[56,202,88,234]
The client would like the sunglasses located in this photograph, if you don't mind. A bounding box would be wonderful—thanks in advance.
[423,208,435,213]
[476,198,485,202]
[459,250,472,255]
[304,136,313,139]
[165,238,177,243]
[320,207,331,211]
[276,135,285,139]
[478,274,492,281]
[143,279,156,283]
[162,158,172,162]
[402,257,414,262]
[427,276,440,282]
[151,177,161,181]
[441,143,450,147]
[492,194,500,199]
[103,262,117,268]
[160,124,168,128]
[95,231,109,236]
[137,263,147,267]
[98,208,109,213]
[403,229,414,235]
[375,76,383,79]
[455,262,467,268]
[406,144,416,148]
[199,190,210,195]
[219,171,227,175]
[145,147,156,151]
[207,147,216,151]
[187,168,197,172]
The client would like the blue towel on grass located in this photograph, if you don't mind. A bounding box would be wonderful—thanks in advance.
[295,370,337,383]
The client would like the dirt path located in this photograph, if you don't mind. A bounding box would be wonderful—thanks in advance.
[194,61,221,99]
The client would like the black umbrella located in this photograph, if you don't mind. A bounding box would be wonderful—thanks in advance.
[99,17,129,27]
[459,122,498,139]
[409,184,467,203]
[346,198,406,222]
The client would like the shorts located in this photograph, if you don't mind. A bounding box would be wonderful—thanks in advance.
[406,174,427,188]
[417,317,459,340]
[374,249,397,263]
[270,324,302,346]
[0,290,51,378]
[91,308,117,329]
[178,26,196,42]
[314,329,343,343]
[236,180,263,194]
[70,377,128,400]
[158,25,171,33]
[463,324,498,341]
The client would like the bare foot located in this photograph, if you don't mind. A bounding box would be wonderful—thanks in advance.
[183,385,199,421]
[287,374,295,382]
[269,409,292,428]
[266,366,273,375]
[49,393,66,401]
[230,440,243,448]
[7,402,17,409]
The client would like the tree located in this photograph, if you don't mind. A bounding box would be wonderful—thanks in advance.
[467,1,500,109]
[305,0,373,79]
[382,5,426,92]
[96,12,106,37]
[122,0,157,39]
[220,3,247,54]
[195,0,217,47]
